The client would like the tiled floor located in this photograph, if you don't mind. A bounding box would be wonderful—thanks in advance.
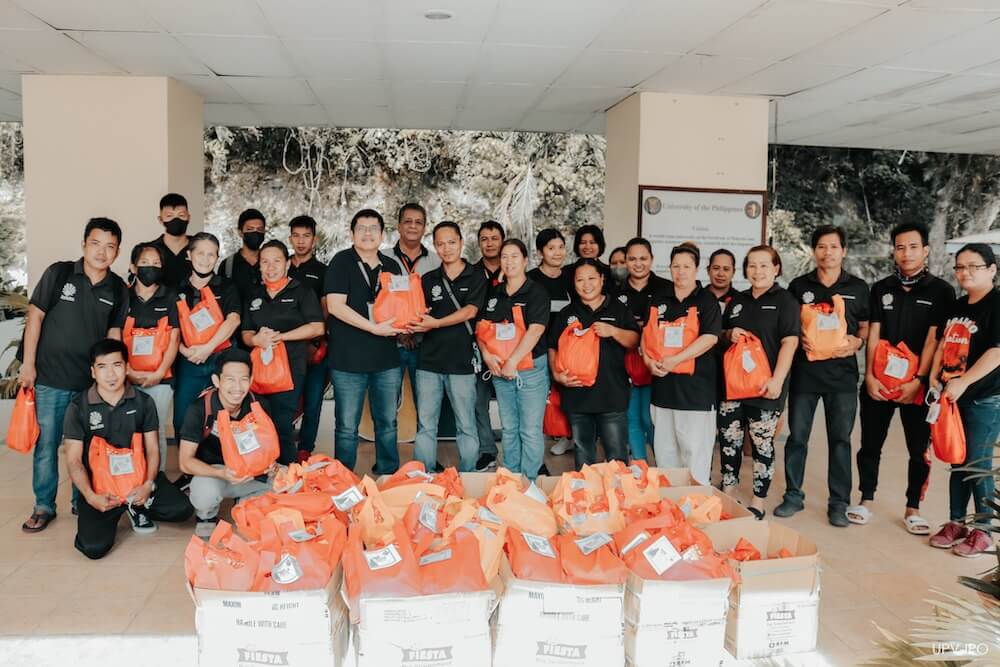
[0,399,989,666]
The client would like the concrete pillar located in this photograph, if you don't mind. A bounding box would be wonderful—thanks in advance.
[22,75,203,285]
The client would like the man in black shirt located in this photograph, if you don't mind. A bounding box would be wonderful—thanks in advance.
[146,192,193,289]
[65,339,192,558]
[472,220,505,471]
[19,218,130,533]
[775,226,870,527]
[220,208,266,308]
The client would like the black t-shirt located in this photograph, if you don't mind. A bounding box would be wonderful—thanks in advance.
[177,274,241,351]
[288,256,327,301]
[149,234,192,290]
[324,247,403,373]
[939,288,1000,405]
[722,285,801,410]
[62,384,158,476]
[221,251,261,308]
[241,278,325,380]
[788,269,871,394]
[29,260,129,391]
[548,297,639,414]
[527,267,574,331]
[418,261,488,375]
[616,273,672,327]
[479,277,551,360]
[649,284,722,412]
[869,273,955,355]
[473,259,503,288]
[180,390,254,466]
[128,284,180,329]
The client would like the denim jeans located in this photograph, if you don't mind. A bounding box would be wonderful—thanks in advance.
[297,361,329,453]
[950,395,1000,522]
[626,384,653,461]
[259,370,306,465]
[492,355,550,479]
[172,355,215,438]
[413,371,479,472]
[136,383,173,472]
[782,390,857,512]
[476,372,498,457]
[568,411,628,469]
[332,367,402,474]
[32,384,77,515]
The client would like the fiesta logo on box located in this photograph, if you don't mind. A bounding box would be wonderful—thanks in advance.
[401,646,454,663]
[236,648,289,665]
[536,642,587,659]
[665,626,698,640]
[767,609,796,622]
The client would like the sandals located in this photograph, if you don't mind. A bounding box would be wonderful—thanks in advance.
[846,504,872,525]
[21,511,55,533]
[747,506,766,521]
[905,514,931,536]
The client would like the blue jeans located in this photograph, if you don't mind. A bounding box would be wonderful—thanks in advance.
[492,355,550,480]
[33,384,77,515]
[297,361,329,453]
[627,384,653,461]
[413,371,479,472]
[332,367,402,474]
[950,395,1000,522]
[172,355,215,438]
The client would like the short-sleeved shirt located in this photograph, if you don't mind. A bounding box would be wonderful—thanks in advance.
[869,273,955,355]
[527,266,574,330]
[288,256,327,301]
[62,384,157,477]
[473,259,503,288]
[242,278,325,380]
[418,261,488,375]
[788,269,871,394]
[28,259,129,391]
[324,247,404,373]
[616,273,672,327]
[392,242,441,277]
[128,284,180,385]
[179,390,254,466]
[548,297,639,414]
[722,284,801,410]
[714,286,740,316]
[480,277,551,360]
[148,234,192,290]
[649,284,722,412]
[221,251,260,308]
[177,274,241,350]
[939,288,1000,405]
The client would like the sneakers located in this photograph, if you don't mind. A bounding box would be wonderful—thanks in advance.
[827,509,849,528]
[773,499,804,518]
[549,438,574,455]
[953,528,991,557]
[174,473,193,492]
[195,516,219,539]
[475,454,497,472]
[128,508,157,535]
[929,521,969,549]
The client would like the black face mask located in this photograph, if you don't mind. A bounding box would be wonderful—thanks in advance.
[164,217,189,236]
[243,231,265,251]
[192,268,214,279]
[136,266,163,287]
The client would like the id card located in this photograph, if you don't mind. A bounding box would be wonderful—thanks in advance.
[389,274,411,292]
[233,426,261,455]
[663,325,684,348]
[495,322,516,341]
[109,452,136,476]
[132,335,154,356]
[816,313,840,331]
[189,307,217,333]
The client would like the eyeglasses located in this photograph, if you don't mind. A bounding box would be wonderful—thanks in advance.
[953,264,989,274]
[354,225,381,235]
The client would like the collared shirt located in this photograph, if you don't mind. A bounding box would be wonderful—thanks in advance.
[713,286,740,315]
[616,273,672,327]
[242,278,325,380]
[289,256,328,301]
[62,383,157,476]
[939,288,1000,405]
[324,247,404,373]
[870,272,955,355]
[177,273,242,318]
[179,390,254,466]
[722,284,800,410]
[29,259,129,391]
[527,266,574,330]
[473,258,503,288]
[148,234,192,289]
[128,284,180,329]
[418,261,488,375]
[392,242,440,276]
[649,284,722,412]
[480,276,551,359]
[548,297,639,414]
[788,269,871,393]
[220,250,260,307]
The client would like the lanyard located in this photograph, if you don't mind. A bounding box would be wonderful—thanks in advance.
[357,260,381,298]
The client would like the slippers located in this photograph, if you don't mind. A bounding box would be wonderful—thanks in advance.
[21,511,55,533]
[846,504,872,525]
[905,514,931,535]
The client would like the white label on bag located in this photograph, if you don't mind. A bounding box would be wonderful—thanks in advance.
[261,345,274,365]
[303,460,332,473]
[495,322,516,341]
[477,506,502,525]
[331,485,364,511]
[419,549,453,566]
[663,325,684,348]
[629,464,643,480]
[550,299,570,313]
[643,535,682,575]
[389,274,411,292]
[621,531,650,556]
[522,532,556,558]
[109,452,136,476]
[569,477,588,491]
[926,402,941,424]
[272,553,304,584]
[885,354,910,380]
[418,503,438,532]
[365,544,402,571]
[189,307,217,333]
[131,335,154,356]
[573,327,590,337]
[405,469,434,480]
[742,349,756,373]
[288,528,321,542]
[233,427,261,455]
[524,482,547,504]
[575,532,612,555]
[816,313,840,331]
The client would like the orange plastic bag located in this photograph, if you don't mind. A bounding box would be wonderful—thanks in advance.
[419,527,490,594]
[441,498,507,582]
[641,306,698,374]
[123,316,173,377]
[722,537,762,562]
[486,482,558,537]
[872,340,919,401]
[941,317,974,381]
[7,387,39,454]
[506,528,563,582]
[308,338,327,365]
[378,460,434,490]
[431,467,464,498]
[725,333,772,400]
[254,520,339,592]
[558,532,628,585]
[543,387,571,438]
[373,271,427,327]
[800,295,847,361]
[601,461,664,509]
[549,467,625,536]
[184,520,260,591]
[177,286,231,352]
[343,521,422,615]
[554,322,600,387]
[403,500,445,558]
[677,493,724,525]
[218,400,280,478]
[625,348,652,386]
[88,433,148,499]
[250,342,294,394]
[351,477,398,547]
[615,512,715,581]
[930,394,966,464]
[475,305,533,371]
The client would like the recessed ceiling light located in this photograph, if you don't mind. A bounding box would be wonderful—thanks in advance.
[423,9,453,20]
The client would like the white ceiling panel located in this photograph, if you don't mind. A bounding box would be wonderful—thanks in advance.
[310,79,388,108]
[393,106,456,130]
[518,110,594,132]
[576,112,605,134]
[536,87,631,113]
[784,67,946,105]
[454,106,524,130]
[639,55,769,94]
[251,103,328,126]
[555,50,681,88]
[791,123,895,147]
[0,71,22,93]
[873,74,1000,105]
[384,42,479,81]
[204,103,260,126]
[176,35,295,77]
[257,0,377,40]
[66,32,211,76]
[0,29,120,73]
[326,104,392,128]
[391,81,466,109]
[139,0,273,37]
[0,48,36,72]
[875,105,986,130]
[0,0,47,29]
[473,43,578,85]
[12,0,159,31]
[927,109,1000,133]
[223,77,316,105]
[172,75,244,103]
[464,83,546,110]
[282,40,382,79]
[382,0,499,43]
[487,0,622,48]
[723,62,858,96]
[907,0,1000,10]
[593,0,765,53]
[887,18,1000,72]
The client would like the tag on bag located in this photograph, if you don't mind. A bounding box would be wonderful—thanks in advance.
[132,335,154,356]
[816,313,840,331]
[926,402,941,424]
[365,544,402,571]
[495,322,516,341]
[419,549,453,566]
[189,307,217,333]
[288,526,322,543]
[642,535,682,575]
[621,530,650,556]
[389,274,411,292]
[663,325,684,348]
[523,532,556,558]
[477,506,502,525]
[261,345,274,365]
[109,452,136,476]
[272,553,304,584]
[575,532,612,555]
[418,503,439,532]
[742,349,756,373]
[233,426,261,455]
[331,485,364,511]
[524,481,547,504]
[573,327,590,337]
[885,354,910,380]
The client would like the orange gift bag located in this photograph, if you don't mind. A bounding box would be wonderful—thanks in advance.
[641,306,698,374]
[929,394,966,464]
[724,333,772,400]
[506,528,563,582]
[177,286,231,352]
[872,340,919,401]
[123,316,172,375]
[373,272,427,327]
[800,295,847,361]
[250,342,294,394]
[554,322,600,387]
[218,400,280,478]
[88,433,147,499]
[7,387,39,453]
[543,387,572,438]
[475,305,533,371]
[184,521,260,591]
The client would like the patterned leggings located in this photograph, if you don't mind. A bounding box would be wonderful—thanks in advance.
[718,401,781,499]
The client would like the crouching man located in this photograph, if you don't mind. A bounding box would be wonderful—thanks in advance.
[65,339,193,559]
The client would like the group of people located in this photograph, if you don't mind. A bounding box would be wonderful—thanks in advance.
[14,193,999,560]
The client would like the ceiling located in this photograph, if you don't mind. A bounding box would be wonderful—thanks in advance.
[4,0,1000,153]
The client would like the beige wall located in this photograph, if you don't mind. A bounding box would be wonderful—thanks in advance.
[603,92,770,254]
[22,75,203,287]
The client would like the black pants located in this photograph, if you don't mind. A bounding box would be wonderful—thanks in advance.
[857,389,930,509]
[718,401,782,499]
[476,373,497,457]
[567,411,628,469]
[782,390,857,512]
[75,471,193,560]
[259,370,306,465]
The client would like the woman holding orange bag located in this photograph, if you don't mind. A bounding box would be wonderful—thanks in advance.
[549,259,639,468]
[927,243,1000,558]
[717,246,799,519]
[241,240,325,464]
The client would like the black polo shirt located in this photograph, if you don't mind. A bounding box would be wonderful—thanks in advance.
[129,284,180,329]
[480,277,551,360]
[179,390,254,466]
[939,288,1000,405]
[649,284,722,412]
[616,273,672,327]
[324,247,404,373]
[722,285,800,410]
[473,259,503,288]
[714,287,740,315]
[788,269,871,394]
[289,256,327,301]
[242,278,324,380]
[221,250,260,308]
[418,261,488,375]
[870,273,955,355]
[177,274,242,352]
[148,234,192,290]
[62,384,157,476]
[28,259,129,391]
[527,267,574,332]
[548,297,639,414]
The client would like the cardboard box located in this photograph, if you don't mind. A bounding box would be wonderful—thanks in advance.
[702,520,821,660]
[658,485,755,524]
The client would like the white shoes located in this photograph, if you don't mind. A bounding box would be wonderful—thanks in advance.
[549,438,575,455]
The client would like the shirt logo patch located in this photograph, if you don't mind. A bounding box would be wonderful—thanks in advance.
[802,291,815,304]
[250,297,262,311]
[486,297,497,312]
[89,411,104,429]
[882,293,893,307]
[618,294,628,303]
[657,304,667,316]
[431,285,443,300]
[60,283,77,302]
[567,315,579,325]
[731,303,743,317]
